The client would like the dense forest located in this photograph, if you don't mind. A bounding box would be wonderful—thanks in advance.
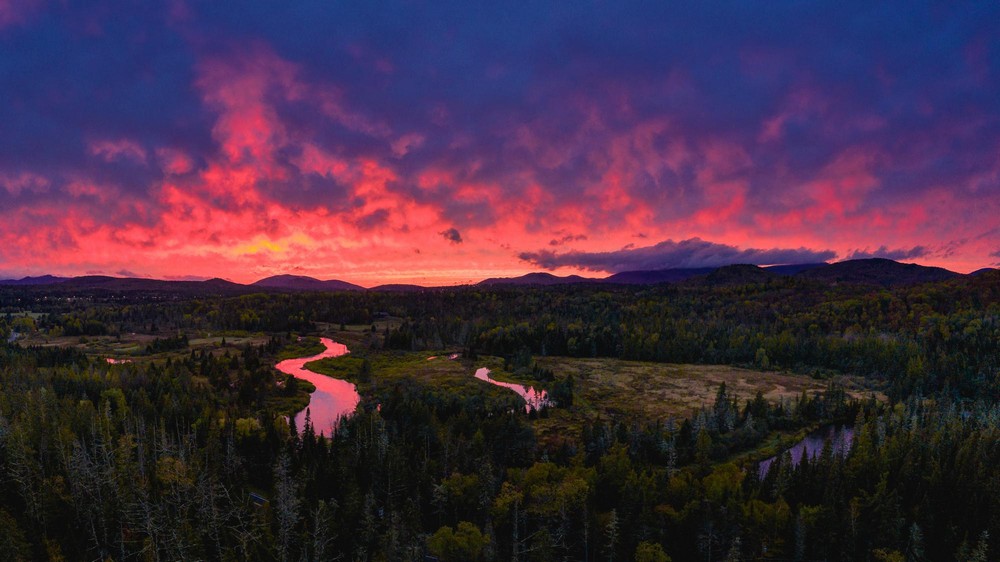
[1,270,999,560]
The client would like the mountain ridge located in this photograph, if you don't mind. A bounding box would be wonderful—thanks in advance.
[0,258,972,292]
[478,272,597,286]
[0,275,70,285]
[251,274,364,292]
[796,258,959,286]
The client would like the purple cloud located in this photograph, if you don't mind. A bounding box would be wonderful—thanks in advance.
[549,233,588,246]
[519,238,835,273]
[845,246,930,261]
[439,227,463,244]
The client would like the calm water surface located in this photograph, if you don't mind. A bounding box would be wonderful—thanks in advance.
[474,367,549,413]
[758,425,854,478]
[276,338,358,435]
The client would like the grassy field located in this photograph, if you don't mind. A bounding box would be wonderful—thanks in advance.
[529,356,878,443]
[304,347,518,404]
[275,336,326,360]
[18,331,272,363]
[536,356,871,417]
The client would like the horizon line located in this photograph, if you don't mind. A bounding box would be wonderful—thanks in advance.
[2,258,995,290]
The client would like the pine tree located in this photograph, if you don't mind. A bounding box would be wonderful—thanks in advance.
[905,523,924,562]
[969,531,990,562]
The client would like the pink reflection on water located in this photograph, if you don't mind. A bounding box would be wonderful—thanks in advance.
[758,425,854,478]
[276,338,358,436]
[474,367,549,413]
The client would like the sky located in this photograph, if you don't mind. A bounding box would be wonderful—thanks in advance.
[1,1,999,286]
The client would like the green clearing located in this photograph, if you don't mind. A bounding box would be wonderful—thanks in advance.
[275,335,325,360]
[265,377,316,415]
[304,348,516,404]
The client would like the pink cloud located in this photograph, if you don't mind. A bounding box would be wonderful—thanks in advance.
[156,148,196,175]
[0,172,49,196]
[89,139,147,163]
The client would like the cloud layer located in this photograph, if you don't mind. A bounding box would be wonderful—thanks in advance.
[845,246,930,261]
[0,2,998,284]
[520,238,836,273]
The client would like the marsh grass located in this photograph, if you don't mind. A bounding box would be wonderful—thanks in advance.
[275,336,326,360]
[529,356,873,441]
[20,331,271,364]
[304,347,538,412]
[265,377,316,416]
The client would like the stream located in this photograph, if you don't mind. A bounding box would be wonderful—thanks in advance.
[474,367,550,413]
[758,424,854,478]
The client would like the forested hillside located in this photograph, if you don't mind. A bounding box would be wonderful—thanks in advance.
[1,272,998,560]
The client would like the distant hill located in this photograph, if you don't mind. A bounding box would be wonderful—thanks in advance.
[368,284,430,292]
[251,274,364,292]
[57,275,159,290]
[0,275,69,285]
[763,263,827,276]
[697,264,778,286]
[607,263,827,285]
[970,267,998,276]
[0,273,357,295]
[478,272,596,286]
[604,267,716,285]
[49,275,249,294]
[202,278,246,289]
[796,258,959,286]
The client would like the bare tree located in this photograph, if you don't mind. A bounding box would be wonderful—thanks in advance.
[274,449,301,562]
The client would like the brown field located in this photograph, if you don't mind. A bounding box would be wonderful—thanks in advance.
[529,356,881,443]
[18,332,270,361]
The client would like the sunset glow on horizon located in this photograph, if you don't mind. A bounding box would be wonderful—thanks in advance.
[1,2,999,286]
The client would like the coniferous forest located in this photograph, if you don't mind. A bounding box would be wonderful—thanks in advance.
[2,271,1000,561]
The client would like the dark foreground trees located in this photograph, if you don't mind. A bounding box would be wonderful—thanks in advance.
[1,272,999,559]
[2,339,996,560]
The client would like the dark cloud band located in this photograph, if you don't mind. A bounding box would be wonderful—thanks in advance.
[845,246,929,261]
[519,238,836,273]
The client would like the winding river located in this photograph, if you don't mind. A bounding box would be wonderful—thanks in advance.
[474,367,550,413]
[276,338,358,436]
